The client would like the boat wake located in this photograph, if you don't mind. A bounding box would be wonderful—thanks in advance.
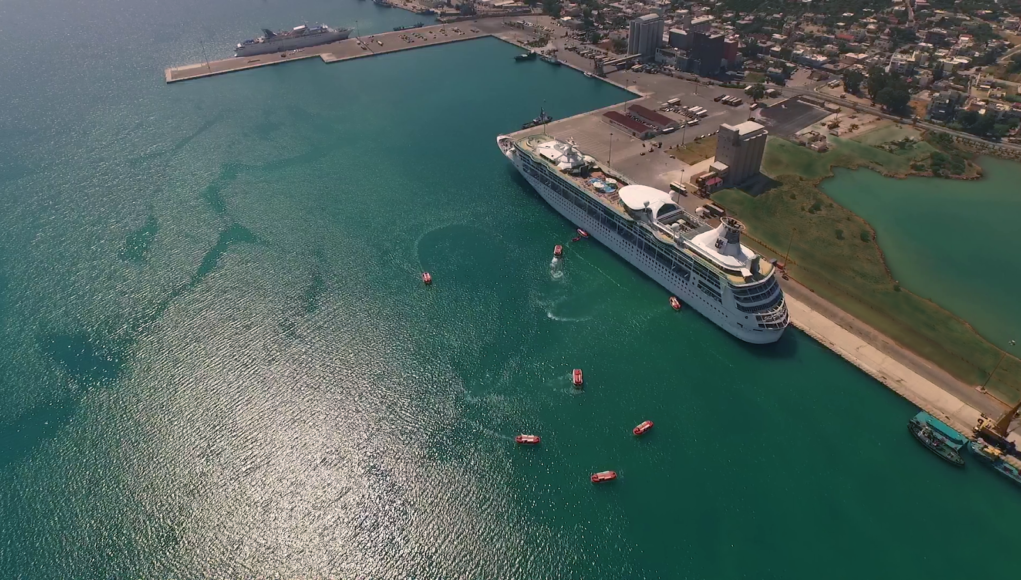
[550,257,564,280]
[546,310,591,323]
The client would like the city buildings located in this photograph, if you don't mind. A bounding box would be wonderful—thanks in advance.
[629,14,665,60]
[668,28,689,50]
[714,122,768,187]
[690,31,725,76]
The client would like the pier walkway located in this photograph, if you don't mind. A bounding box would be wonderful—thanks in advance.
[165,24,490,83]
[786,292,1021,469]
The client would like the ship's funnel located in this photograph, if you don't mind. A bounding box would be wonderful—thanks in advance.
[711,217,744,257]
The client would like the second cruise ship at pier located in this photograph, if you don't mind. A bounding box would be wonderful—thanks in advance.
[497,134,788,344]
[235,25,352,57]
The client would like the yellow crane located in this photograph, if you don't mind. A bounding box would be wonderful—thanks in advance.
[975,398,1021,452]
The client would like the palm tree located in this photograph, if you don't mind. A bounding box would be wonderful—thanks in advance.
[745,83,766,102]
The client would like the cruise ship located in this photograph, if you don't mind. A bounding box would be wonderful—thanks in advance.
[235,25,352,57]
[497,134,788,343]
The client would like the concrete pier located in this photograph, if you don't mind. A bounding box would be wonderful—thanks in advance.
[165,24,490,83]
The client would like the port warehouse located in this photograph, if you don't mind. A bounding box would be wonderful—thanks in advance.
[602,104,680,139]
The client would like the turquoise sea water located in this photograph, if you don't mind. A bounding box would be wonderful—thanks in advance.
[821,159,1021,348]
[1,1,1021,577]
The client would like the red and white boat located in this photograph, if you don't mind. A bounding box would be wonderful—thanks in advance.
[515,434,541,445]
[590,470,617,483]
[633,420,654,436]
[576,228,589,238]
[572,368,583,387]
[422,272,432,285]
[554,244,563,258]
[669,296,681,311]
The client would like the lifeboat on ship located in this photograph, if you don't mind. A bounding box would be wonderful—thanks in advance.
[422,272,432,285]
[669,296,681,311]
[515,434,541,445]
[554,244,563,258]
[633,420,653,436]
[590,470,617,483]
[576,229,589,238]
[572,368,583,387]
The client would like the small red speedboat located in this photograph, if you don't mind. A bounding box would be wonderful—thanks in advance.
[571,236,581,242]
[554,244,563,258]
[633,420,654,436]
[572,368,583,387]
[515,434,541,445]
[422,272,432,285]
[577,229,589,238]
[590,470,617,483]
[669,296,681,311]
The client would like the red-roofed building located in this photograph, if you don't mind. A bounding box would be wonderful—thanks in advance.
[603,111,657,139]
[626,105,680,131]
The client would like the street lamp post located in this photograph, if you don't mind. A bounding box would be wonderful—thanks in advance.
[782,228,796,269]
[608,132,613,164]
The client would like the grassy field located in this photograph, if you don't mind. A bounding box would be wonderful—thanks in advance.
[714,137,1021,402]
[851,124,924,146]
[669,135,717,165]
[762,136,933,179]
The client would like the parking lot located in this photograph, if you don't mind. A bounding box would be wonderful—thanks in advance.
[507,50,807,211]
[757,98,831,137]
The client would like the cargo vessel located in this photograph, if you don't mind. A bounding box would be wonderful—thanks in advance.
[969,438,1021,487]
[235,25,352,57]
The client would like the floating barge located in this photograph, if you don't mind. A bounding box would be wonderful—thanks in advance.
[908,411,967,467]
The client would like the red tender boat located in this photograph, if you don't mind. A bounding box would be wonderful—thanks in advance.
[571,236,581,242]
[576,228,589,238]
[554,244,563,258]
[572,368,583,387]
[669,296,681,311]
[515,434,541,445]
[422,272,432,285]
[633,420,654,436]
[590,470,617,483]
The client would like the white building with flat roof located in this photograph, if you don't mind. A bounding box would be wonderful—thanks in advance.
[629,14,665,59]
[715,121,768,187]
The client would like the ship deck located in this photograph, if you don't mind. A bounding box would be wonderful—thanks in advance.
[516,134,712,244]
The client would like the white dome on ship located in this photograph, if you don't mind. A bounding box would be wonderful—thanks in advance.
[618,185,679,221]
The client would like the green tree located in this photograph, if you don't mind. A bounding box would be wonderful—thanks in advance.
[542,0,561,16]
[843,69,864,95]
[1007,53,1021,75]
[745,83,766,101]
[611,37,627,54]
[876,86,911,115]
[866,66,888,101]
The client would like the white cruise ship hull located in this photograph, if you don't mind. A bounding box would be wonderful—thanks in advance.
[235,29,351,57]
[501,142,785,344]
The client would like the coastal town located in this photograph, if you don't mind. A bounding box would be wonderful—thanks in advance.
[164,0,1021,475]
[413,0,1021,144]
